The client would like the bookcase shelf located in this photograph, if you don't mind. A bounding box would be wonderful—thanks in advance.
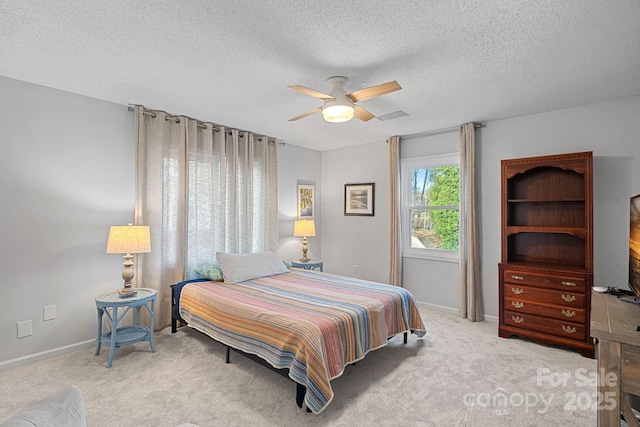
[507,198,585,203]
[505,226,587,238]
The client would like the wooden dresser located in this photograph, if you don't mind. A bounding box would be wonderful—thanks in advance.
[498,151,594,358]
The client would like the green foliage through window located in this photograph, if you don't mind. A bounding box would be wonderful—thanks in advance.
[409,165,460,251]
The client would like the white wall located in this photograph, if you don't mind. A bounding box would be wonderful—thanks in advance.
[0,77,323,368]
[320,95,640,320]
[320,141,389,281]
[0,76,135,367]
[277,143,322,263]
[317,132,460,310]
[480,96,640,318]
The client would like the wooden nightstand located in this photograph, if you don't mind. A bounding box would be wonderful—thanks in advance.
[291,259,323,272]
[95,288,157,368]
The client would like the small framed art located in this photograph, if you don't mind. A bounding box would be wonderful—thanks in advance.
[297,184,315,219]
[344,183,375,216]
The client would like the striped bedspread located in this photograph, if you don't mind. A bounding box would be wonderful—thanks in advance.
[178,269,426,413]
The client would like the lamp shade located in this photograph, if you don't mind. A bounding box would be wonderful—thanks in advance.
[106,224,151,254]
[293,219,316,237]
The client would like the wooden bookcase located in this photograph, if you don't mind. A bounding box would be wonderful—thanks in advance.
[498,151,594,358]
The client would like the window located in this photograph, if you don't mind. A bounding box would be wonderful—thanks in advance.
[401,153,460,262]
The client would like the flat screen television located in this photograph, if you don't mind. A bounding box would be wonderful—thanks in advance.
[630,194,640,297]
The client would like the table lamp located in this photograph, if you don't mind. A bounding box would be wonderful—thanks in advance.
[106,223,151,296]
[293,219,315,262]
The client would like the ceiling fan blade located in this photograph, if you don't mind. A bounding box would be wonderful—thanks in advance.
[288,107,322,121]
[353,105,375,122]
[288,85,333,100]
[347,81,402,103]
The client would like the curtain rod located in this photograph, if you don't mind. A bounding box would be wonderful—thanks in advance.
[400,123,485,140]
[127,105,277,141]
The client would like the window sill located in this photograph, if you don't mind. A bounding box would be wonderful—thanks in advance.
[402,251,459,263]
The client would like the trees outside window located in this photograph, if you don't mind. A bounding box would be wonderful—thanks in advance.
[402,154,459,261]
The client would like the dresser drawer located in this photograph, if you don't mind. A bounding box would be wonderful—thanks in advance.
[503,284,585,307]
[504,297,586,323]
[503,269,586,292]
[504,310,586,341]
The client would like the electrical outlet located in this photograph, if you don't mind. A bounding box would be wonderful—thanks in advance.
[17,320,33,338]
[44,305,56,321]
[352,264,357,274]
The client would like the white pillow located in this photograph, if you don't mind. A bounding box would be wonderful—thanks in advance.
[216,251,289,283]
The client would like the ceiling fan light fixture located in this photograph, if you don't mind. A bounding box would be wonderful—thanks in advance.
[289,76,401,123]
[322,104,354,122]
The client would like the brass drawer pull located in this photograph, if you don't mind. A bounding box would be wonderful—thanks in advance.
[511,288,524,295]
[511,301,524,309]
[511,275,524,281]
[561,281,577,287]
[562,325,577,334]
[512,315,524,324]
[561,309,576,318]
[561,294,576,302]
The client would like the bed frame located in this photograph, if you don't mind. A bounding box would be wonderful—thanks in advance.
[170,280,410,412]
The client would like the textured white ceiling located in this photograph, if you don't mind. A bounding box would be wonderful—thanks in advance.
[2,1,640,151]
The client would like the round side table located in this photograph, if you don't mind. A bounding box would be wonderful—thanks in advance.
[291,259,323,272]
[95,288,157,368]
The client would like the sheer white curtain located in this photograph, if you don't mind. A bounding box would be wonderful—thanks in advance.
[458,123,482,321]
[133,106,278,329]
[388,136,402,286]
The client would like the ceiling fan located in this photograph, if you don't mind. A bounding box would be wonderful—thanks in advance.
[288,76,402,123]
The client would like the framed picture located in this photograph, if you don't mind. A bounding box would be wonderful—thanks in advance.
[344,183,375,216]
[297,184,315,219]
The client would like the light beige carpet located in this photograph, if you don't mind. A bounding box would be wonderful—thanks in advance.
[0,307,597,426]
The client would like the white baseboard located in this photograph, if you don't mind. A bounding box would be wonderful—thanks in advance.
[417,301,498,323]
[418,301,459,315]
[484,314,498,323]
[0,339,96,372]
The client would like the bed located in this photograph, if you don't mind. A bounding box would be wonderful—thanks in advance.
[171,254,426,414]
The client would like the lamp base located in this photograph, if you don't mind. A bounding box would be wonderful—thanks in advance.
[118,255,137,297]
[299,236,310,263]
[118,287,137,297]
